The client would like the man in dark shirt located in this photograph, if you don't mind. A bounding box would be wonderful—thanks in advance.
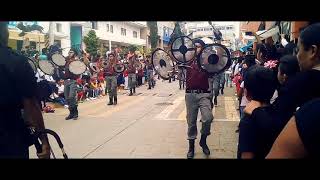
[146,57,155,90]
[127,53,137,96]
[64,48,80,120]
[104,53,118,105]
[0,22,50,158]
[184,39,213,159]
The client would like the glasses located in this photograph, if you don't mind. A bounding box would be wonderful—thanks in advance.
[69,51,74,54]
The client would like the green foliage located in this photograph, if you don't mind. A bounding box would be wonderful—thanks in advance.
[83,30,99,57]
[147,21,159,50]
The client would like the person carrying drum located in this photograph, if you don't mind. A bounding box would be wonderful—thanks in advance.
[184,39,213,159]
[64,48,80,120]
[146,56,155,90]
[127,54,137,96]
[104,53,118,105]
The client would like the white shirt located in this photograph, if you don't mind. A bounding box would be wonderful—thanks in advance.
[57,84,64,94]
[240,81,250,107]
[35,68,45,83]
[44,75,55,82]
[234,63,240,75]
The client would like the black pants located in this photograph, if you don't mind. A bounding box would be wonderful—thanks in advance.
[137,76,143,86]
[0,135,29,159]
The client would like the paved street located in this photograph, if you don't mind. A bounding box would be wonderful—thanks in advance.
[29,80,240,159]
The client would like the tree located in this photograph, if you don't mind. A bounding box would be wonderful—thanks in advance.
[128,44,138,53]
[147,21,159,51]
[16,22,44,56]
[17,22,44,37]
[169,21,184,44]
[83,30,99,57]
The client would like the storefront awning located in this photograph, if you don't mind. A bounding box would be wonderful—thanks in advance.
[256,26,279,40]
[240,42,253,52]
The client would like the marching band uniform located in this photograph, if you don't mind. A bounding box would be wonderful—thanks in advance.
[64,49,80,120]
[185,39,213,158]
[104,53,118,105]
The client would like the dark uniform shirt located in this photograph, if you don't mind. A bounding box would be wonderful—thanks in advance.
[103,59,118,76]
[127,58,136,74]
[0,45,37,158]
[186,61,209,90]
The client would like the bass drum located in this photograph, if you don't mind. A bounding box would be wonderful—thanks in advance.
[114,63,125,73]
[38,60,55,75]
[51,53,66,67]
[197,43,231,76]
[151,48,175,80]
[69,61,87,75]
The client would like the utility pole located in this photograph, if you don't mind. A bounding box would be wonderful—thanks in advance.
[49,22,55,46]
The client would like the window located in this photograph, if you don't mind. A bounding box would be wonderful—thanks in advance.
[106,24,109,32]
[110,25,113,33]
[91,21,98,30]
[56,23,62,32]
[133,31,137,38]
[121,28,126,36]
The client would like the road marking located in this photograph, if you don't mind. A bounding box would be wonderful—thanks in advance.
[90,96,147,117]
[155,96,184,119]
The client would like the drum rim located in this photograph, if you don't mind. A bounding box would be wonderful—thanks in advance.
[38,60,55,75]
[69,60,86,75]
[27,58,37,74]
[151,48,174,80]
[51,53,66,67]
[114,63,125,73]
[197,43,232,75]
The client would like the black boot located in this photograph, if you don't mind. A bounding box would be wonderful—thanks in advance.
[133,87,136,94]
[214,96,218,106]
[199,135,210,156]
[65,108,73,120]
[221,88,224,95]
[187,140,195,159]
[107,97,113,105]
[129,89,133,96]
[73,106,78,120]
[114,96,117,105]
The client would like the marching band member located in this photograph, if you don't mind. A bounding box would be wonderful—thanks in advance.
[104,53,118,105]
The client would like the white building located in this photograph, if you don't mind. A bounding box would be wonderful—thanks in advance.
[83,21,147,53]
[185,21,239,50]
[38,22,73,56]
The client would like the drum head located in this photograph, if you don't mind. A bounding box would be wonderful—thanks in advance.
[152,48,175,80]
[170,36,196,64]
[27,58,37,74]
[90,63,100,73]
[38,60,55,75]
[51,53,66,67]
[197,43,231,75]
[69,61,86,75]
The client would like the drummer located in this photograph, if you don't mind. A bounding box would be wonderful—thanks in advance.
[184,39,213,159]
[104,52,119,105]
[63,48,80,120]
